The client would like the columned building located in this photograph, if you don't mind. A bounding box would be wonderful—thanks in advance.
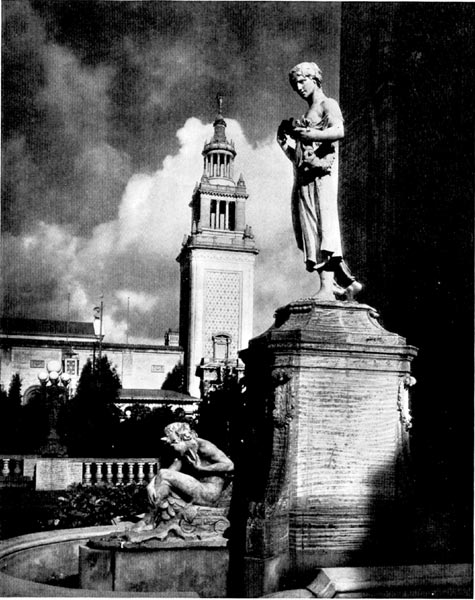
[177,98,258,397]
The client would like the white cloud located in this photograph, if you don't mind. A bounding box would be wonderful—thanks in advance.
[4,117,321,343]
[115,290,158,314]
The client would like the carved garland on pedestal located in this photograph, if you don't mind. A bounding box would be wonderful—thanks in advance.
[245,368,295,556]
[397,374,416,431]
[271,368,295,428]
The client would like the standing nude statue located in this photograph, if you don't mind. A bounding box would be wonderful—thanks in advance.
[277,62,361,300]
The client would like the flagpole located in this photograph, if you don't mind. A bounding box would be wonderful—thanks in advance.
[98,298,103,366]
[126,296,130,345]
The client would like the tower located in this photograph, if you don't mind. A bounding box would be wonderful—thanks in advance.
[177,96,258,398]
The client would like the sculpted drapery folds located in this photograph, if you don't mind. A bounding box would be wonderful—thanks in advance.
[277,61,361,301]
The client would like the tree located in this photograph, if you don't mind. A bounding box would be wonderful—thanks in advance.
[0,384,10,452]
[0,374,23,453]
[197,366,244,459]
[161,361,186,394]
[115,404,177,458]
[20,386,50,454]
[62,355,121,457]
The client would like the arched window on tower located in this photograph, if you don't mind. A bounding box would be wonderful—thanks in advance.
[212,334,231,361]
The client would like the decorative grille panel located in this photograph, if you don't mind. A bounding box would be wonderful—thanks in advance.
[203,270,241,358]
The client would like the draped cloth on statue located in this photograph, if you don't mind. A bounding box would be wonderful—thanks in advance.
[290,99,343,268]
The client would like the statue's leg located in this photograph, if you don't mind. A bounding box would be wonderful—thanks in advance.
[315,270,336,299]
[159,469,207,504]
[333,259,362,300]
[314,252,336,299]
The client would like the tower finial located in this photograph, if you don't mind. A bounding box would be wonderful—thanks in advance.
[216,92,224,115]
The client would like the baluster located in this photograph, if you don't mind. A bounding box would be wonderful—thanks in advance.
[125,463,132,482]
[93,462,100,485]
[105,462,113,484]
[137,462,145,482]
[84,462,92,485]
[147,462,157,481]
[2,459,9,477]
[116,462,124,484]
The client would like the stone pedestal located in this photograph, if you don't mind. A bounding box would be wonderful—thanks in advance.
[79,539,229,596]
[80,506,231,596]
[238,298,417,597]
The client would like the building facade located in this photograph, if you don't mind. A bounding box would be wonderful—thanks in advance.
[0,318,183,404]
[177,99,258,397]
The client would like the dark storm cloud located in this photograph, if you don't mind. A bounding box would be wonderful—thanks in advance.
[2,0,133,235]
[3,1,340,234]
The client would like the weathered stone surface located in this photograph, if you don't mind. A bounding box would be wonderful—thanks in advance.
[79,545,113,591]
[114,544,228,596]
[81,538,229,596]
[238,298,418,595]
[35,458,83,491]
[266,563,473,598]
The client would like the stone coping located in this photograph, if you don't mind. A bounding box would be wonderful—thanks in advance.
[264,563,473,597]
[88,535,228,551]
[0,525,199,597]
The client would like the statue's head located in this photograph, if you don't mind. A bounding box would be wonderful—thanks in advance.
[162,422,198,454]
[289,62,323,92]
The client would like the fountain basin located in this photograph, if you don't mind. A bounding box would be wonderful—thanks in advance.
[0,525,199,597]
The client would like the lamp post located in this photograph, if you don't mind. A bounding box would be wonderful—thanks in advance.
[37,360,71,457]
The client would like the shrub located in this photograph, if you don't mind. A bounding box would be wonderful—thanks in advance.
[50,483,150,529]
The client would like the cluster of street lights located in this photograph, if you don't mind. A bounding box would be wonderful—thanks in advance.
[37,360,70,457]
[37,360,72,389]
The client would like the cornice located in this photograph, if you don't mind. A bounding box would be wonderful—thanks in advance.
[198,184,248,199]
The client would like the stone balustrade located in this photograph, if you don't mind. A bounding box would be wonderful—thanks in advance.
[82,460,158,486]
[0,456,159,490]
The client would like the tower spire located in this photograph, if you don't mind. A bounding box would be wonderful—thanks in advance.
[216,92,224,116]
[211,92,228,144]
[202,92,236,179]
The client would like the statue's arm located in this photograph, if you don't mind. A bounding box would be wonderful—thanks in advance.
[295,98,344,143]
[279,141,295,162]
[168,457,183,471]
[277,120,295,162]
[190,439,234,474]
[147,457,182,505]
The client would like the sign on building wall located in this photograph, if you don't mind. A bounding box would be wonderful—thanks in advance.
[30,359,45,368]
[151,365,164,373]
[13,350,61,370]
